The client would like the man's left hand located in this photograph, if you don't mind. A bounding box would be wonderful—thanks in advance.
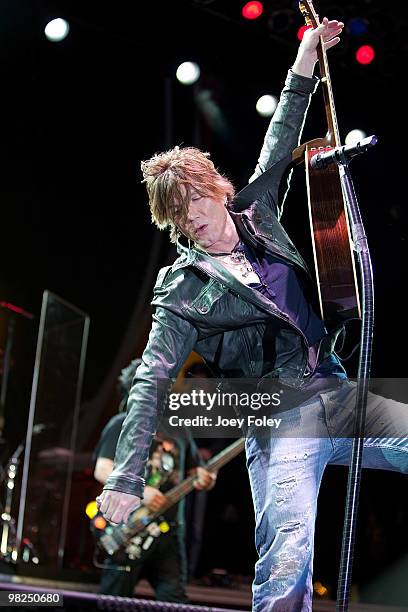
[193,466,217,491]
[292,16,344,78]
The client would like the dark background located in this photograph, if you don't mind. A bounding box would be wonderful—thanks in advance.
[0,0,407,604]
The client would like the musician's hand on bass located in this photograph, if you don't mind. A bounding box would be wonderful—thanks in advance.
[193,466,217,491]
[141,485,167,512]
[96,489,141,524]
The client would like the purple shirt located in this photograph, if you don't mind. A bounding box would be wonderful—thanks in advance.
[239,241,347,380]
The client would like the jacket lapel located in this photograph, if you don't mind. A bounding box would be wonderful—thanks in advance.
[190,250,294,323]
[231,211,312,279]
[174,216,311,323]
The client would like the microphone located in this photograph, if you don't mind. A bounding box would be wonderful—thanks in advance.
[310,135,378,170]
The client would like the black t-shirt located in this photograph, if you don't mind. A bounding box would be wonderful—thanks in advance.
[95,412,201,523]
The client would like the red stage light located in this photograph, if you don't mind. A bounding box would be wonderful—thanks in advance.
[242,1,263,20]
[356,44,375,65]
[297,25,312,41]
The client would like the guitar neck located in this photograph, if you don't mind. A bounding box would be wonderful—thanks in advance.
[112,439,245,541]
[161,438,245,512]
[121,438,246,531]
[317,34,340,146]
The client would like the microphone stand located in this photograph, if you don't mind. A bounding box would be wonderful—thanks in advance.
[312,143,376,611]
[0,442,24,562]
[0,425,48,564]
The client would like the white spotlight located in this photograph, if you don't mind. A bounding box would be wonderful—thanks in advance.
[176,62,201,86]
[345,129,367,145]
[44,18,70,42]
[256,95,278,117]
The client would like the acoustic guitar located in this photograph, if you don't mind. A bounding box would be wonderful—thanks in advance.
[293,0,361,326]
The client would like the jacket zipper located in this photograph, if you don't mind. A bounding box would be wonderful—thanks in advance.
[241,214,312,279]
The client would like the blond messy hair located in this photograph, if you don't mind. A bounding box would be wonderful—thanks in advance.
[141,146,235,243]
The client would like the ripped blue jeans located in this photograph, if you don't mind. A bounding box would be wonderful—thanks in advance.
[245,380,408,612]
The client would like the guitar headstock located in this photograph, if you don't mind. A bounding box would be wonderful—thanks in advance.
[299,1,320,29]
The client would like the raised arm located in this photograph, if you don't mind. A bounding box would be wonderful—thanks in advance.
[249,18,344,217]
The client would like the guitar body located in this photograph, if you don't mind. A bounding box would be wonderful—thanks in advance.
[293,136,361,324]
[305,144,361,323]
[91,507,169,566]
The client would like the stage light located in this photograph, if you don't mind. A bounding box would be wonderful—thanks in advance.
[242,2,263,20]
[44,18,70,42]
[297,24,312,41]
[356,45,375,65]
[345,129,367,145]
[159,521,170,533]
[256,95,278,117]
[314,580,329,597]
[176,62,201,85]
[85,500,98,519]
[347,18,369,36]
[93,515,107,530]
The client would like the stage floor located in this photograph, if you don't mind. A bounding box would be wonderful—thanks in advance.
[1,572,408,611]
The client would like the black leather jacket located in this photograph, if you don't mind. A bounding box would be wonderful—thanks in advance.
[104,70,344,499]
